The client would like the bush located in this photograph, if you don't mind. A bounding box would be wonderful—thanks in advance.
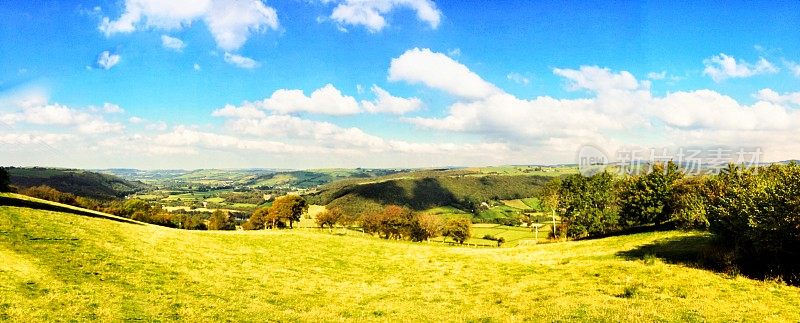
[707,163,800,284]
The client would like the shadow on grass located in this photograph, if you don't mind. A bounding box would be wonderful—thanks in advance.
[617,233,733,274]
[575,223,676,241]
[0,196,142,225]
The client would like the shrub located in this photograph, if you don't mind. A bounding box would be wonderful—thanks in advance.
[707,163,800,284]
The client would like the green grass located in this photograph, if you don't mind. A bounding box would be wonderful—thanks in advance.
[204,197,225,204]
[1,197,799,321]
[500,199,530,210]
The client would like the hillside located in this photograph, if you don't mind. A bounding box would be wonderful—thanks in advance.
[308,173,552,216]
[7,167,149,200]
[1,195,799,321]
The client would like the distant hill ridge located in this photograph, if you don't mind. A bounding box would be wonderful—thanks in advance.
[6,167,149,200]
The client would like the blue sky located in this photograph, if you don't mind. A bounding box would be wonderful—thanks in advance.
[1,1,799,169]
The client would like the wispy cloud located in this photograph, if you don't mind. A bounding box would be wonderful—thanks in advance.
[96,51,120,70]
[223,52,259,69]
[703,53,778,82]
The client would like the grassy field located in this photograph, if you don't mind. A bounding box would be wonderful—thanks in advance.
[1,198,799,321]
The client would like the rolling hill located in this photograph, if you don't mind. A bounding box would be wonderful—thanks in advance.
[6,167,149,200]
[1,193,798,321]
[308,173,552,216]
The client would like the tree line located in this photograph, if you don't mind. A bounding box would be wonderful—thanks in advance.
[243,195,472,244]
[546,161,800,284]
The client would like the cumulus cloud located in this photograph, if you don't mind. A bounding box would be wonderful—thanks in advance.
[327,0,441,32]
[389,48,501,100]
[211,103,267,119]
[214,84,416,116]
[97,51,121,70]
[361,85,422,114]
[99,0,278,52]
[703,53,778,82]
[161,34,186,51]
[391,49,800,162]
[261,84,361,115]
[223,52,260,69]
[210,110,508,158]
[754,88,800,106]
[0,103,124,134]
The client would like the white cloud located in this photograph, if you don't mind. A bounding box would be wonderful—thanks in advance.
[361,85,422,114]
[447,48,461,57]
[100,0,278,52]
[506,72,530,85]
[784,60,800,77]
[211,104,267,119]
[145,121,168,132]
[193,63,201,71]
[755,88,800,106]
[393,52,800,162]
[646,71,667,80]
[205,0,278,51]
[223,52,260,69]
[328,0,441,32]
[389,48,501,100]
[0,86,48,109]
[0,133,76,146]
[702,53,778,82]
[97,51,121,70]
[0,103,124,134]
[161,34,186,51]
[129,116,144,124]
[261,84,361,115]
[103,103,124,114]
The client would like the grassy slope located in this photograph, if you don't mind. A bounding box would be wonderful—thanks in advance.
[7,168,149,199]
[1,201,799,321]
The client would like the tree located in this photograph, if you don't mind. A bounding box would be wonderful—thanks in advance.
[208,210,236,230]
[618,161,683,227]
[414,213,444,241]
[316,207,344,232]
[268,195,308,229]
[359,205,415,239]
[558,172,619,238]
[380,205,414,239]
[443,217,472,244]
[361,210,385,236]
[0,167,10,192]
[244,207,269,230]
[540,178,561,237]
